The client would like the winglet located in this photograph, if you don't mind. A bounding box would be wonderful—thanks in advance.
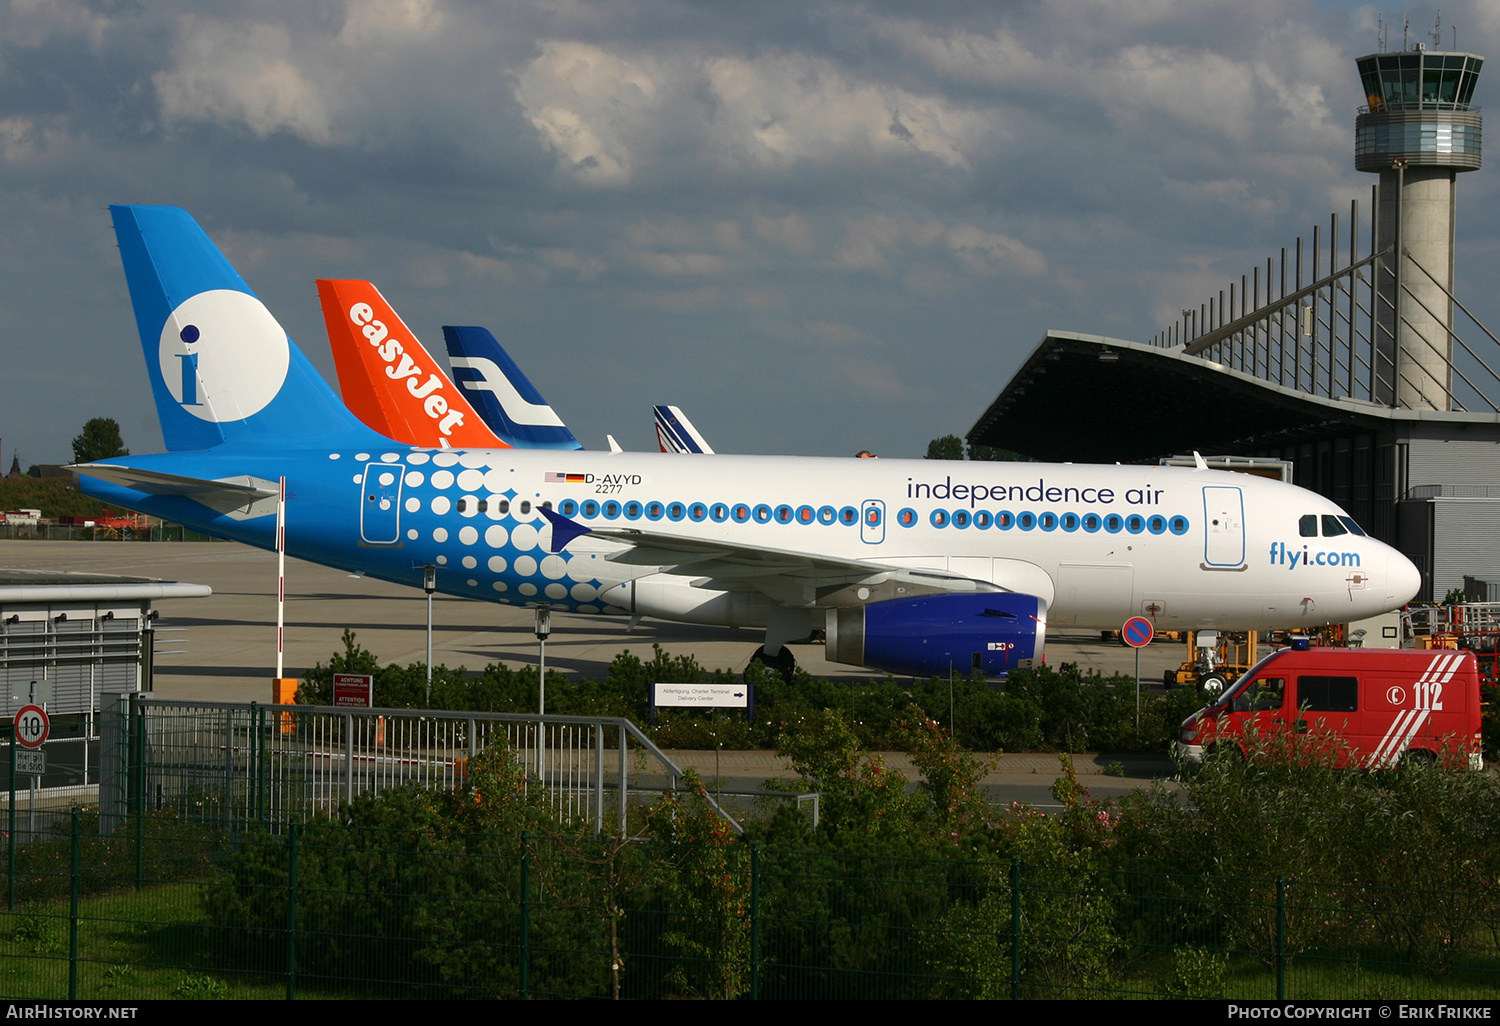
[539,505,592,552]
[1192,451,1209,471]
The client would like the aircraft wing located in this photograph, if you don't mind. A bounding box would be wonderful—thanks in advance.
[541,506,1010,608]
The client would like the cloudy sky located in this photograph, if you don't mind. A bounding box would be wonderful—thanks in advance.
[3,0,1498,466]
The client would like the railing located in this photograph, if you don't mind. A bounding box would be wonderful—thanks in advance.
[1359,101,1481,113]
[101,697,746,837]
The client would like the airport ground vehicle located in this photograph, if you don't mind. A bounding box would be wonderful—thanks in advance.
[1175,647,1484,769]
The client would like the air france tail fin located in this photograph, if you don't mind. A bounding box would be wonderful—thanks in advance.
[316,280,510,450]
[442,326,582,450]
[110,205,383,451]
[654,405,715,454]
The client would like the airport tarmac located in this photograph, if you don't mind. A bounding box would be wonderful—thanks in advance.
[0,539,1186,799]
[0,539,1190,702]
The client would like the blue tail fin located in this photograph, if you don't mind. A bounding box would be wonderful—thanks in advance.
[111,205,382,451]
[442,326,582,450]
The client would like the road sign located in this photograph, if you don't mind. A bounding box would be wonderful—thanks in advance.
[1122,616,1155,648]
[650,683,755,726]
[333,673,373,708]
[653,684,749,708]
[14,750,44,776]
[14,705,49,749]
[9,680,52,705]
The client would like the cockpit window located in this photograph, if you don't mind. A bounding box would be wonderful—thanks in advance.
[1337,516,1366,537]
[1299,514,1318,537]
[1321,515,1348,537]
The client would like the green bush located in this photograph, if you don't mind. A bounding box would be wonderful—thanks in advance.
[299,634,1197,756]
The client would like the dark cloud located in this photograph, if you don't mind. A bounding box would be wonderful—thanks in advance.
[0,0,1496,466]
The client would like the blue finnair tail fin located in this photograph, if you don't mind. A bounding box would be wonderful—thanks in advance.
[653,405,715,454]
[110,205,384,451]
[442,326,582,450]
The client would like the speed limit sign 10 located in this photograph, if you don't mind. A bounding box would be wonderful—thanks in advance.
[14,705,48,749]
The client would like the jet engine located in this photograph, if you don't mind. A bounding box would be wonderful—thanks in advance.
[824,592,1046,679]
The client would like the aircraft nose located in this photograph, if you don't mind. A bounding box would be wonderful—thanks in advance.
[1388,548,1422,605]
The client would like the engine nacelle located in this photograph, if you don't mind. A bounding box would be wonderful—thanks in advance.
[825,592,1046,678]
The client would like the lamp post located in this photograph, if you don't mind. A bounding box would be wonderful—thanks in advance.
[534,605,551,781]
[423,565,436,705]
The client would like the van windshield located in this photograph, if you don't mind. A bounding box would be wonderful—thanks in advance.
[1215,650,1284,707]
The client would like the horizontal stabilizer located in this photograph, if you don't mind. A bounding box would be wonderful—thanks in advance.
[70,463,279,520]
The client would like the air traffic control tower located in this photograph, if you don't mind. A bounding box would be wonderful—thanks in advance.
[1356,47,1483,410]
[969,36,1500,600]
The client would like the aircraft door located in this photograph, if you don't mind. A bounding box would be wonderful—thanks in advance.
[360,462,403,544]
[1202,485,1245,568]
[860,500,885,545]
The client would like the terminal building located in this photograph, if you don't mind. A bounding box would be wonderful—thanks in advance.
[970,43,1493,603]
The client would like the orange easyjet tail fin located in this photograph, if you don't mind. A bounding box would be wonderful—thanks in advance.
[317,279,509,449]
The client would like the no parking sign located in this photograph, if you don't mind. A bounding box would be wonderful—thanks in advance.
[1121,618,1154,730]
[1122,616,1155,648]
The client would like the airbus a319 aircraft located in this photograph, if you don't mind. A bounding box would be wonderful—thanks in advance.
[76,206,1422,679]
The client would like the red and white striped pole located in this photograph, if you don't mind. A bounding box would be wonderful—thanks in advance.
[270,476,299,722]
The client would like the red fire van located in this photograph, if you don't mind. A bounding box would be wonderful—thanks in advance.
[1175,647,1484,770]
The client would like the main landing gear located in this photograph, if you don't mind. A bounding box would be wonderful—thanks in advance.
[748,644,798,683]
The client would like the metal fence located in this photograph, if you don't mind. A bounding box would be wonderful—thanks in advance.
[0,525,226,542]
[99,697,746,838]
[1,815,1496,1000]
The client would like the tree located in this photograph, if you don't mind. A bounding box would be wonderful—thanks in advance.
[71,418,129,464]
[926,436,1034,461]
[967,443,1033,462]
[924,434,965,460]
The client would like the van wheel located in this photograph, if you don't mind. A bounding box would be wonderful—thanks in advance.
[1199,674,1228,700]
[1207,743,1245,766]
[1402,748,1437,768]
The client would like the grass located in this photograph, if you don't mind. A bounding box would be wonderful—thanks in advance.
[0,879,1496,999]
[0,886,285,1000]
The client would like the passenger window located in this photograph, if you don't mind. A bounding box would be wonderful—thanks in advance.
[1296,676,1358,713]
[1321,515,1347,537]
[1299,515,1317,537]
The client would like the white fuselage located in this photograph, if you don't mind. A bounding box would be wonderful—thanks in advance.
[334,446,1419,633]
